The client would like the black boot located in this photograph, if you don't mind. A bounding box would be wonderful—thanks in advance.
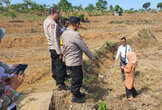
[72,95,85,103]
[58,84,68,91]
[132,87,138,97]
[78,92,86,98]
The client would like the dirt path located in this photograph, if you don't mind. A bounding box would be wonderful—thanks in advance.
[18,92,52,110]
[17,79,55,110]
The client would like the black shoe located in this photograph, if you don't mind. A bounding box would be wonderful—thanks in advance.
[132,88,138,97]
[78,92,86,98]
[58,84,68,91]
[72,96,85,103]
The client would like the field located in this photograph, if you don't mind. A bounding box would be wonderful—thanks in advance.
[0,12,162,110]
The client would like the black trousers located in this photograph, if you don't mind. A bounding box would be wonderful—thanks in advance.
[50,50,66,85]
[67,66,83,97]
[120,60,127,81]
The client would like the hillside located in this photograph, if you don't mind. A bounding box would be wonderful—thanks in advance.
[0,12,162,110]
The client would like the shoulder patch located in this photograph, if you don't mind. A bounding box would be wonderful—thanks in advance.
[51,24,55,29]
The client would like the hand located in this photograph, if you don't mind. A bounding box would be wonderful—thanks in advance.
[13,64,19,67]
[92,58,97,63]
[2,105,6,110]
[91,58,97,66]
[10,73,24,90]
[59,54,63,60]
[121,65,125,69]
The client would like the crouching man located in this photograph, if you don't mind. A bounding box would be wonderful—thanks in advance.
[61,16,96,103]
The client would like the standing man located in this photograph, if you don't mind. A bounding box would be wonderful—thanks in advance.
[61,16,96,103]
[116,37,132,81]
[60,18,69,32]
[43,8,67,90]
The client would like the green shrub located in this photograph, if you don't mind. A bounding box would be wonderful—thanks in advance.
[98,101,107,110]
[82,60,98,86]
[4,11,16,19]
[138,29,156,39]
[78,14,85,22]
[105,41,118,53]
[125,10,134,14]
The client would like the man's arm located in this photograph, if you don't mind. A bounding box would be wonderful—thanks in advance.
[74,34,95,60]
[48,23,61,55]
[115,47,120,60]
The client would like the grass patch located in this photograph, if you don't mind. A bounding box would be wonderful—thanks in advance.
[109,20,152,25]
[94,101,107,110]
[98,101,107,110]
[138,28,156,39]
[94,41,118,59]
[83,60,98,85]
[0,13,46,20]
[127,28,157,48]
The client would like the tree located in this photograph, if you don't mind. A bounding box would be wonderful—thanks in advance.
[85,4,96,16]
[96,0,107,12]
[10,11,16,19]
[78,5,83,11]
[2,0,10,7]
[4,11,16,20]
[114,5,120,11]
[143,2,151,10]
[0,0,3,12]
[113,5,123,16]
[119,8,123,15]
[58,0,72,17]
[157,2,162,10]
[109,5,113,11]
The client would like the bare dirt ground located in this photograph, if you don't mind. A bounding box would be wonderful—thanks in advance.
[0,12,162,110]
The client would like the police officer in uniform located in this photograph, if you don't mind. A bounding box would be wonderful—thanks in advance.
[61,16,96,103]
[43,8,67,90]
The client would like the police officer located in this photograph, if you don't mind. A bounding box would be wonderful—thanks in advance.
[43,8,67,90]
[60,18,69,32]
[61,16,96,103]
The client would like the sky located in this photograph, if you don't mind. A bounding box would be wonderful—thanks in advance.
[10,0,162,10]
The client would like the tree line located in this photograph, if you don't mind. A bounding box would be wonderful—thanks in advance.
[0,0,162,20]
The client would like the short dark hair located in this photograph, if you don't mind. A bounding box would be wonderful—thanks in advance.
[61,18,69,26]
[48,7,58,15]
[69,16,80,25]
[121,37,126,41]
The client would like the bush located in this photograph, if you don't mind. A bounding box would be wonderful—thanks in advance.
[78,14,89,22]
[98,102,107,110]
[125,10,134,14]
[78,14,85,22]
[138,29,156,39]
[3,11,16,19]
